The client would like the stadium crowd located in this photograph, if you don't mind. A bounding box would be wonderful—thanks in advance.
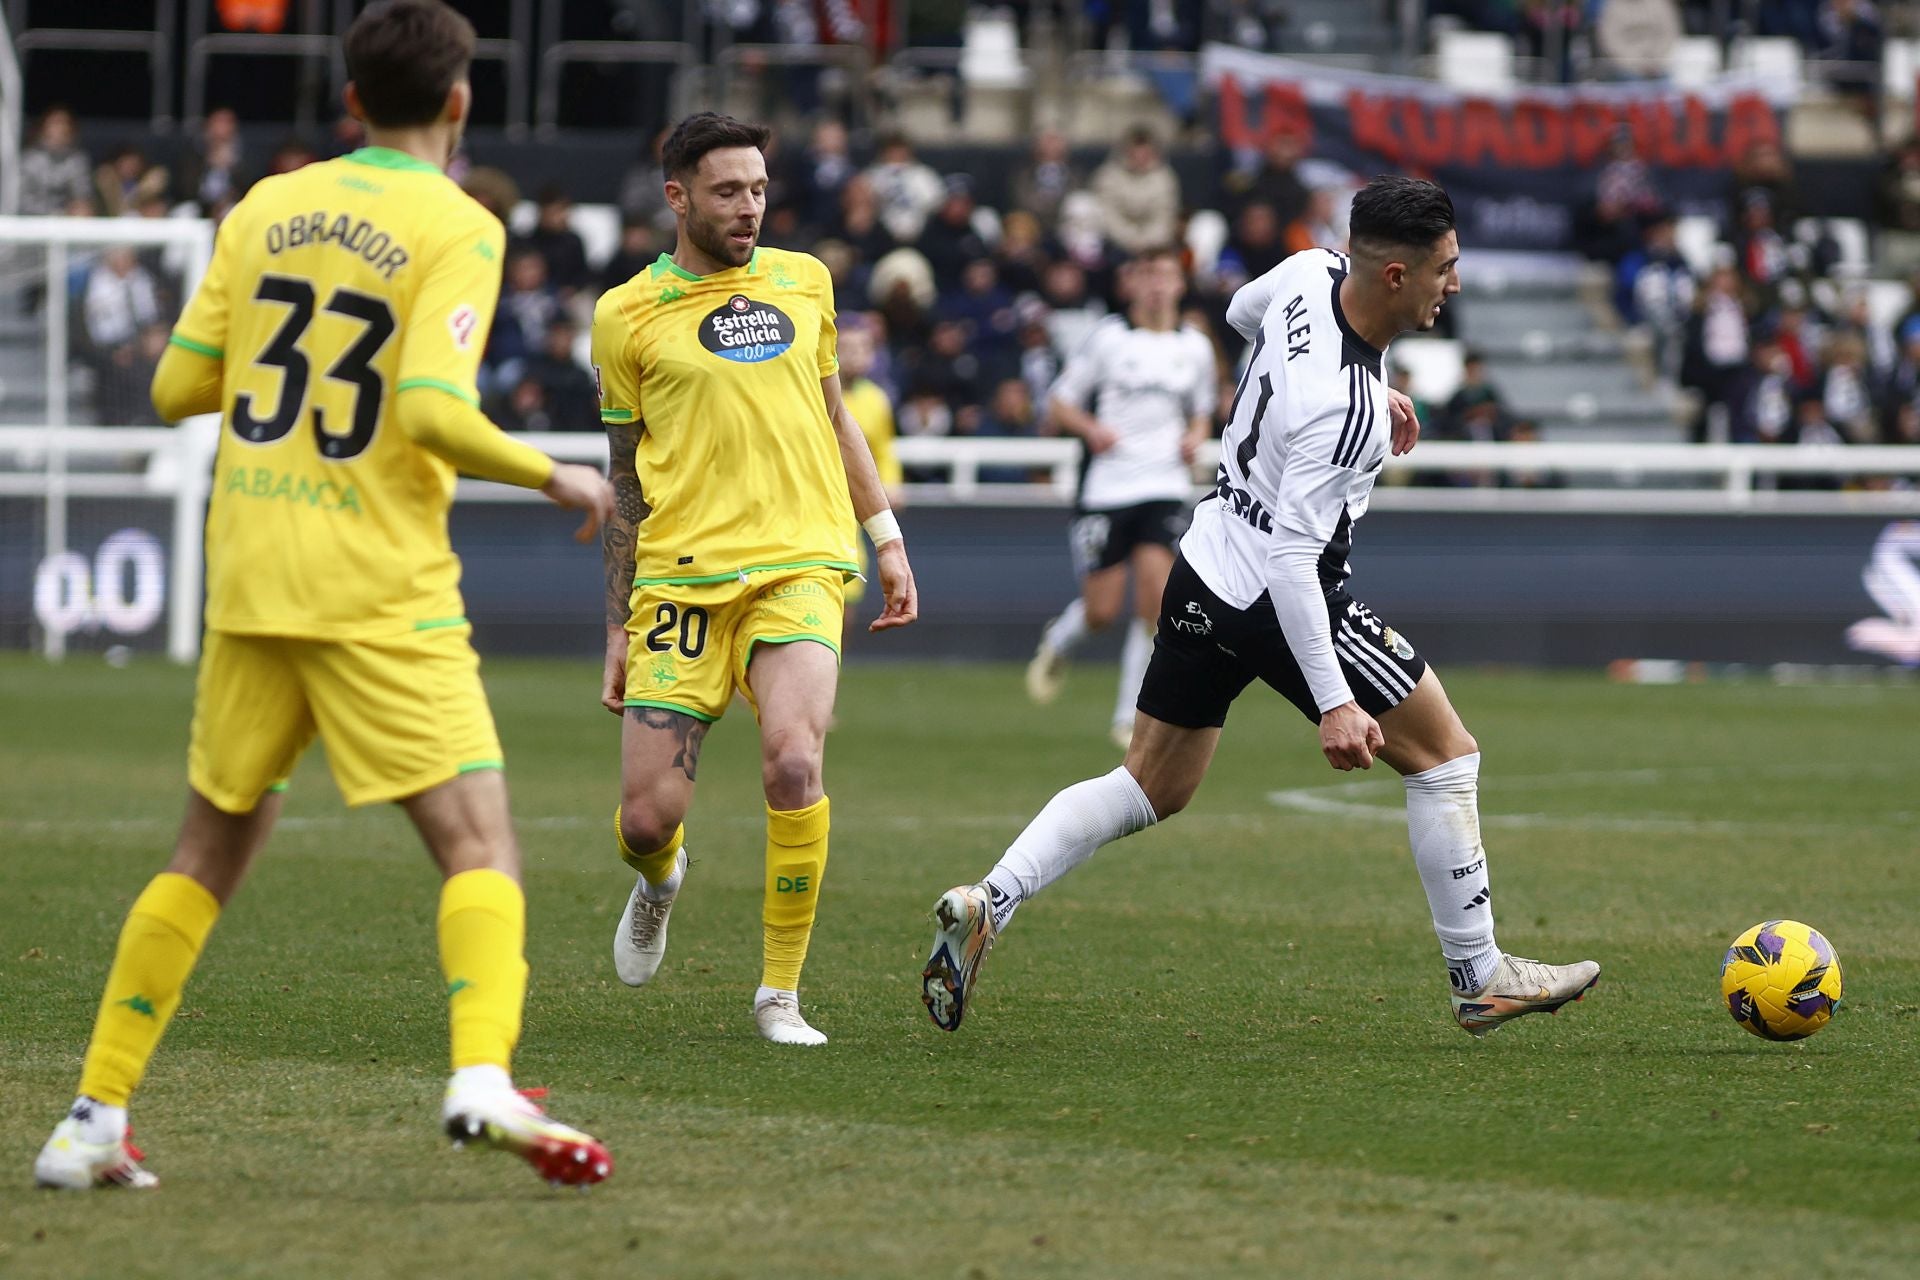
[1436,0,1890,95]
[18,94,1920,460]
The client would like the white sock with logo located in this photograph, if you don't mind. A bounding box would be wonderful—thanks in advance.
[982,766,1158,932]
[69,1097,127,1145]
[449,1063,513,1098]
[1112,619,1152,735]
[1043,598,1091,656]
[1402,752,1502,994]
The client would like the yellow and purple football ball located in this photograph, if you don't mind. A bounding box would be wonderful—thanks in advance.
[1720,920,1843,1041]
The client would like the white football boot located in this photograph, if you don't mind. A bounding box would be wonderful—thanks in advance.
[921,883,997,1032]
[1025,628,1066,705]
[754,991,827,1046]
[442,1075,612,1187]
[1452,954,1600,1037]
[613,848,687,987]
[34,1101,157,1190]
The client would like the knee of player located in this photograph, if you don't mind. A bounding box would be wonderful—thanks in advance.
[1431,718,1479,762]
[1125,761,1190,820]
[760,736,824,807]
[618,805,682,858]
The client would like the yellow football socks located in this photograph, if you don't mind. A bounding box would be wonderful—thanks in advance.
[437,868,528,1071]
[762,796,829,990]
[614,807,684,887]
[78,872,221,1107]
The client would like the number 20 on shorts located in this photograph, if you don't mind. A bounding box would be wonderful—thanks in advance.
[645,602,710,659]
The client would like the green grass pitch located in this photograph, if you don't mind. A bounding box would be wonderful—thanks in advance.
[2,653,1918,1278]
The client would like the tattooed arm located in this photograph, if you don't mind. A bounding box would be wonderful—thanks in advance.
[601,420,646,713]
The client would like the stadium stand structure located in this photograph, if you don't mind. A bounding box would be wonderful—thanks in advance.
[5,2,1918,449]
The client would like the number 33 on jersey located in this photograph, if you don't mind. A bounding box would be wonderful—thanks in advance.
[171,147,508,640]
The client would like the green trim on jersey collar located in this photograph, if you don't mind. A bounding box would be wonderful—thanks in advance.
[342,146,442,175]
[650,249,761,282]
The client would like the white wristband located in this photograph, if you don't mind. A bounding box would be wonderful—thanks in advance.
[862,509,903,548]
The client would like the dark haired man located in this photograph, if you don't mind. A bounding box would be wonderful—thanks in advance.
[924,176,1599,1039]
[595,113,918,1046]
[34,0,615,1190]
[1027,246,1218,751]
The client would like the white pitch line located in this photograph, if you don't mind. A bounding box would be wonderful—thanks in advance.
[0,812,1053,836]
[7,762,1905,839]
[1266,762,1909,835]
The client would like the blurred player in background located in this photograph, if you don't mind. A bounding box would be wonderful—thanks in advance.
[1025,245,1217,749]
[924,178,1599,1040]
[596,113,918,1046]
[34,0,615,1192]
[835,313,905,639]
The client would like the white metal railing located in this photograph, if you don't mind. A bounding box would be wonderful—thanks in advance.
[5,429,1920,666]
[0,420,217,663]
[0,3,21,216]
[0,216,215,661]
[465,435,1920,514]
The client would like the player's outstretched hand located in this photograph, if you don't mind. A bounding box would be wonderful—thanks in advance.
[1386,388,1421,457]
[542,463,615,543]
[1179,426,1209,466]
[1319,701,1384,771]
[601,624,629,715]
[869,541,919,633]
[1085,422,1121,455]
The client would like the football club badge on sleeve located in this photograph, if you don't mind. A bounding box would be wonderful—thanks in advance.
[448,304,478,350]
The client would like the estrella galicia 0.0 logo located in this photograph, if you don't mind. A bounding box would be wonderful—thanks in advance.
[700,294,795,363]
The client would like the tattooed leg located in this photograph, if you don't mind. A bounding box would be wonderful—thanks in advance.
[629,707,709,782]
[617,705,705,854]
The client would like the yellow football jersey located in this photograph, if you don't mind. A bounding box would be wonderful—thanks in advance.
[172,146,508,639]
[592,247,859,586]
[843,376,902,490]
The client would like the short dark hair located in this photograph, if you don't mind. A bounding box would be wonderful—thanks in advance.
[344,0,475,128]
[661,112,772,183]
[1348,176,1455,259]
[1130,243,1184,267]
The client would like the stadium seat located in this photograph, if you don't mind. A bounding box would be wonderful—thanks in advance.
[1727,37,1803,97]
[960,11,1028,89]
[1667,36,1722,88]
[1883,39,1919,102]
[1186,209,1229,278]
[1434,31,1516,91]
[509,201,622,272]
[1673,215,1722,278]
[1795,217,1870,278]
[1389,337,1465,404]
[958,10,1029,140]
[1864,279,1912,338]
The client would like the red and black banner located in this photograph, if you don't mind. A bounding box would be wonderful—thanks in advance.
[1202,45,1793,251]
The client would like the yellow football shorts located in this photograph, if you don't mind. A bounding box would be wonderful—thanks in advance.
[187,623,503,812]
[623,567,845,723]
[843,538,869,605]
